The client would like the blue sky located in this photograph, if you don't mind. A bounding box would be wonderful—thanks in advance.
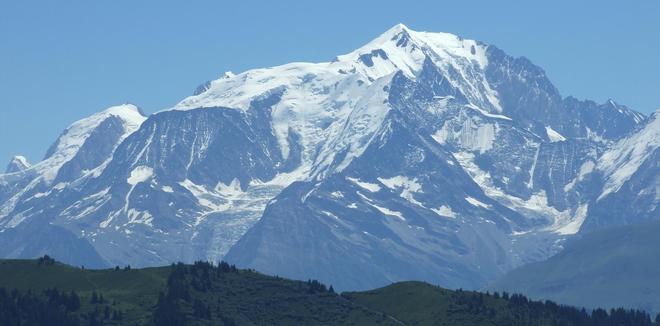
[1,1,659,164]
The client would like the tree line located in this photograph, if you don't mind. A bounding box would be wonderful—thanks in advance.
[449,288,658,326]
[3,256,660,325]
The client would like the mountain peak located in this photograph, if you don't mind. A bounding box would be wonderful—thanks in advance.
[597,103,660,200]
[380,23,412,39]
[389,23,410,32]
[38,104,147,182]
[602,99,645,123]
[4,155,31,174]
[336,24,488,81]
[50,104,146,156]
[174,25,493,112]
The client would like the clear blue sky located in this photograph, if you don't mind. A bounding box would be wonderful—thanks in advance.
[1,1,659,164]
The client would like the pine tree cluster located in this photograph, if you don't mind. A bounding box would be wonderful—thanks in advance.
[153,261,239,326]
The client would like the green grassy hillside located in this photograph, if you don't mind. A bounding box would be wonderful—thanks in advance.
[0,258,169,325]
[0,257,655,325]
[152,261,398,325]
[344,281,636,326]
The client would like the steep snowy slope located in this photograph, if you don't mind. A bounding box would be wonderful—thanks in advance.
[597,111,659,200]
[581,111,660,230]
[226,108,532,290]
[0,104,146,266]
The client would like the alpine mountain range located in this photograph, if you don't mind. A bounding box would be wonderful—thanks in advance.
[1,24,657,292]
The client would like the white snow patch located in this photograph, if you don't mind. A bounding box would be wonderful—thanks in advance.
[370,203,405,221]
[378,176,422,192]
[465,196,490,208]
[127,166,153,185]
[527,145,541,189]
[321,211,339,220]
[162,186,174,193]
[215,179,244,197]
[259,166,310,187]
[355,190,404,220]
[53,182,68,190]
[564,160,595,192]
[431,205,456,218]
[179,179,231,212]
[579,160,596,178]
[545,126,566,142]
[347,177,381,192]
[431,127,449,145]
[553,204,589,235]
[465,104,512,120]
[377,176,423,206]
[330,191,344,199]
[126,209,153,226]
[71,204,100,220]
[32,192,49,199]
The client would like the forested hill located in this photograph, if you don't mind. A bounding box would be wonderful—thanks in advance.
[0,257,656,326]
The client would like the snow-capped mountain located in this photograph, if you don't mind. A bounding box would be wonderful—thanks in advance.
[0,24,655,290]
[0,104,146,267]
